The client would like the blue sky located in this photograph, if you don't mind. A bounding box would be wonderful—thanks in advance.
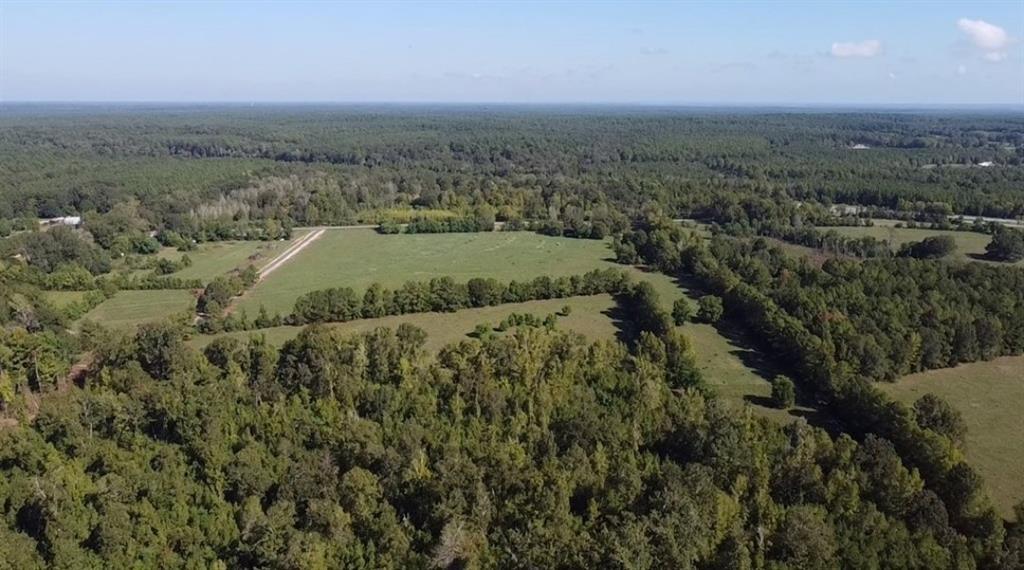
[1,1,1021,104]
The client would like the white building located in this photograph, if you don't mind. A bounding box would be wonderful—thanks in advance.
[40,216,82,227]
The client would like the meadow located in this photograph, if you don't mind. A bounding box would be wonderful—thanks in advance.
[43,290,88,309]
[194,294,620,353]
[224,228,789,421]
[829,225,997,263]
[81,290,195,330]
[881,356,1024,518]
[86,227,787,422]
[150,236,303,282]
[233,229,621,316]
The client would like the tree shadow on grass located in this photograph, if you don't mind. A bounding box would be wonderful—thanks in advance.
[602,301,637,346]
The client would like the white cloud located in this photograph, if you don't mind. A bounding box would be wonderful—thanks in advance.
[957,18,1009,50]
[888,72,897,80]
[957,64,968,75]
[831,39,883,58]
[957,18,1011,62]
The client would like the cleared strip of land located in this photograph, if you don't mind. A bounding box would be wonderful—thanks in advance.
[258,228,326,280]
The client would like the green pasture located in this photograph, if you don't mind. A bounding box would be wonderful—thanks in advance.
[81,290,195,330]
[881,356,1024,518]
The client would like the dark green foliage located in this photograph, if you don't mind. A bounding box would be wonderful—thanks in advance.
[986,227,1024,262]
[403,215,492,234]
[5,109,1023,238]
[289,269,631,326]
[899,235,958,259]
[913,394,968,448]
[696,295,724,324]
[0,325,986,567]
[771,375,796,409]
[619,217,1017,559]
[2,226,111,275]
[620,281,673,338]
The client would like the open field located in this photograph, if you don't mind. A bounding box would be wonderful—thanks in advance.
[149,234,305,282]
[81,290,195,330]
[828,226,999,263]
[193,294,620,352]
[880,356,1024,518]
[234,229,620,316]
[104,228,783,423]
[43,290,89,309]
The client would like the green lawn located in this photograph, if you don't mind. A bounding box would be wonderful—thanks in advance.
[880,356,1024,518]
[151,235,304,282]
[81,290,196,330]
[234,229,619,316]
[194,295,620,353]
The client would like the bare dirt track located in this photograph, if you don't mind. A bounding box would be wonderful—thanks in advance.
[257,228,326,281]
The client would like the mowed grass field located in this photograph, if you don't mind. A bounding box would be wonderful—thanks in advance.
[880,356,1024,518]
[234,229,620,316]
[151,235,304,282]
[81,290,195,330]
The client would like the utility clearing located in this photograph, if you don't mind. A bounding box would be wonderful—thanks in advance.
[257,228,326,280]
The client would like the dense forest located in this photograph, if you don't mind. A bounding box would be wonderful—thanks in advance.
[2,106,1024,568]
[2,106,1023,232]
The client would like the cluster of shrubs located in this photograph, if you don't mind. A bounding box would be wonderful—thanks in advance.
[496,312,558,331]
[378,216,492,234]
[290,269,631,325]
[124,253,194,275]
[473,312,561,339]
[987,226,1024,262]
[59,289,113,322]
[108,273,203,291]
[157,220,291,245]
[897,235,957,259]
[196,266,258,316]
[197,305,283,334]
[532,219,610,239]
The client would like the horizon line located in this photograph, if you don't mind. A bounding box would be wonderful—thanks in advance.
[3,100,1024,112]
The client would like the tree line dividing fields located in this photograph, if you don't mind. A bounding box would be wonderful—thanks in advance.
[77,237,302,327]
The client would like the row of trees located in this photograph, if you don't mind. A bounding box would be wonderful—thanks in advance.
[289,269,632,325]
